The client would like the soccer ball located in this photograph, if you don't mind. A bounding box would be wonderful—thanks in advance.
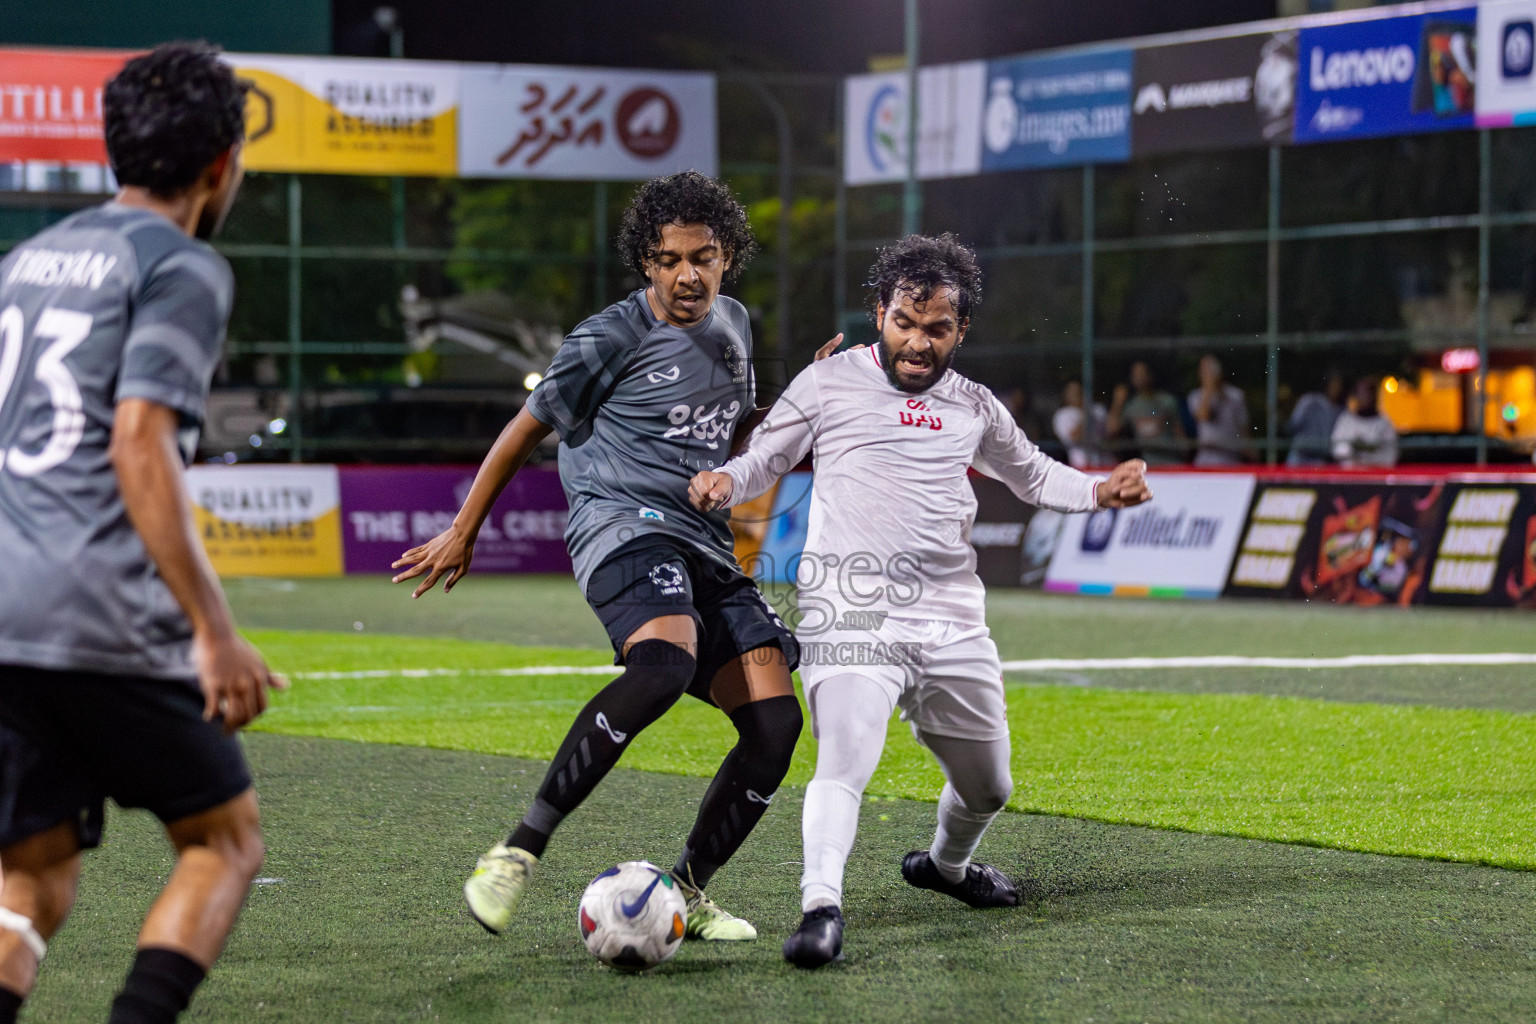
[578,861,687,972]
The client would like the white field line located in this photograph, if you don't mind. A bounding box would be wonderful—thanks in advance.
[288,653,1536,682]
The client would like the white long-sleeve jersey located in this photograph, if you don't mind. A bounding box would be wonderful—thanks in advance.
[721,346,1103,627]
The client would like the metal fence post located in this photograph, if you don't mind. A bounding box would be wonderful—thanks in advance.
[593,180,608,313]
[1477,128,1491,467]
[1080,164,1095,409]
[1266,145,1281,466]
[287,174,303,463]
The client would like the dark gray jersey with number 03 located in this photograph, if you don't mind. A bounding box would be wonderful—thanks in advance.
[525,288,755,594]
[0,203,233,682]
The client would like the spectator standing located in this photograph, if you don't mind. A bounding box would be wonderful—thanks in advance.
[1107,361,1186,466]
[1187,354,1250,466]
[1052,380,1109,469]
[1332,377,1399,467]
[1285,371,1345,466]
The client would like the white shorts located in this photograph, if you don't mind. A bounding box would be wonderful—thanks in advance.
[797,615,1009,743]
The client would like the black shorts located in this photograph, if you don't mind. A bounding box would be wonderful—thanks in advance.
[585,536,799,705]
[0,665,253,851]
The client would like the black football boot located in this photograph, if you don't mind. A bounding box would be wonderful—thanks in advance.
[782,905,845,968]
[900,851,1020,908]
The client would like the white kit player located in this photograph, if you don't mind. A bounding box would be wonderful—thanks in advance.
[688,234,1151,968]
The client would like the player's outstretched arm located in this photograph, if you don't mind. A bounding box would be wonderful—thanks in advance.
[1094,458,1153,509]
[392,406,554,597]
[112,398,286,733]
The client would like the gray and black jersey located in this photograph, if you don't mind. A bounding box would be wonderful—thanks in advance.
[0,203,234,682]
[525,288,755,593]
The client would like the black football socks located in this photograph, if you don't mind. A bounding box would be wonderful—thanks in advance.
[0,986,21,1024]
[675,693,802,888]
[508,639,695,857]
[105,947,206,1024]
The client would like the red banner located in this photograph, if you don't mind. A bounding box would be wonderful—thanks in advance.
[0,49,131,164]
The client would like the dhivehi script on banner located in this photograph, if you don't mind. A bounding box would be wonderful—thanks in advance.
[185,465,343,577]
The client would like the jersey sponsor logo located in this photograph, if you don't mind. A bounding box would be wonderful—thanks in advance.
[649,563,685,595]
[4,249,118,291]
[595,711,629,744]
[664,400,742,450]
[898,397,942,431]
[647,365,682,384]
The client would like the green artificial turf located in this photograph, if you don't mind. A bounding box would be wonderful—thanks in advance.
[27,734,1536,1024]
[247,628,1536,870]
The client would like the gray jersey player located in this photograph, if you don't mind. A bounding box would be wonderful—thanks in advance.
[0,45,282,1024]
[394,172,837,943]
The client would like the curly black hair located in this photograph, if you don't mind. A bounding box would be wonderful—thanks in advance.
[866,233,983,324]
[105,42,248,197]
[617,171,758,282]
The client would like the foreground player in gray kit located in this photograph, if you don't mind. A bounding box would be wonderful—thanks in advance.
[396,172,812,943]
[690,234,1152,967]
[0,45,282,1023]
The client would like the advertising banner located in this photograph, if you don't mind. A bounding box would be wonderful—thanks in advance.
[460,66,716,180]
[338,465,570,574]
[1294,6,1477,144]
[231,54,460,176]
[1225,478,1451,605]
[0,48,128,164]
[1477,0,1536,125]
[980,49,1134,171]
[186,465,344,577]
[1131,32,1298,154]
[750,472,814,584]
[969,476,1062,588]
[843,62,984,186]
[1044,473,1255,598]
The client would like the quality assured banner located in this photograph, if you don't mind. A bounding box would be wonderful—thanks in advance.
[843,62,985,186]
[1477,0,1536,125]
[1132,31,1298,154]
[1045,472,1255,599]
[338,465,570,574]
[981,48,1134,171]
[230,54,460,176]
[0,48,129,164]
[186,465,344,577]
[1294,5,1477,143]
[460,66,715,180]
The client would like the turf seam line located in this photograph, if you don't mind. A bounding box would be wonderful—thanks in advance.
[286,652,1536,680]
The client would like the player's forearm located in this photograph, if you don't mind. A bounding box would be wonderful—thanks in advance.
[111,399,236,639]
[453,406,553,535]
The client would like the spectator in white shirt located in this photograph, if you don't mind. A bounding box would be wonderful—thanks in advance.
[1331,376,1399,467]
[1187,354,1249,466]
[1052,380,1109,468]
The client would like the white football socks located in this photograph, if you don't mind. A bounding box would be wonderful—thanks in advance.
[929,782,1000,883]
[921,732,1015,883]
[799,675,894,913]
[800,779,863,911]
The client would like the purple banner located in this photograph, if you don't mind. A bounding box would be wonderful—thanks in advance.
[339,465,571,574]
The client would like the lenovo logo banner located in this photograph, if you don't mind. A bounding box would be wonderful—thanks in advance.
[1131,31,1297,155]
[1294,5,1476,144]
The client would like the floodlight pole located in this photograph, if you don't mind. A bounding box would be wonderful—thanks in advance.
[902,0,920,236]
